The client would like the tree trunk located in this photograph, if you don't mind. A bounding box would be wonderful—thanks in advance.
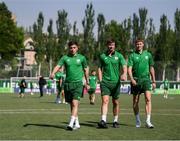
[38,63,41,76]
[176,67,180,81]
[162,65,166,81]
[49,57,52,76]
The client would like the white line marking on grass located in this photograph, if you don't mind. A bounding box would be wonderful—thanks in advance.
[0,110,180,116]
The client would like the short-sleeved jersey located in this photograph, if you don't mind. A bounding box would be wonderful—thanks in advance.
[47,79,52,88]
[57,53,88,83]
[127,50,154,79]
[89,75,97,89]
[99,51,126,82]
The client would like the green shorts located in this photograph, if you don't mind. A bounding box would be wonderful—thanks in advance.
[100,80,120,99]
[64,81,83,102]
[131,78,151,95]
[88,88,96,95]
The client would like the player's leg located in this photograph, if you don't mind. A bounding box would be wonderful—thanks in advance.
[144,91,154,128]
[66,82,82,130]
[112,82,121,128]
[91,93,95,104]
[67,99,79,130]
[98,81,110,128]
[98,95,109,128]
[112,98,120,128]
[133,94,141,127]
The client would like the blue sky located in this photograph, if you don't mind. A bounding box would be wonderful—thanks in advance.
[1,0,179,34]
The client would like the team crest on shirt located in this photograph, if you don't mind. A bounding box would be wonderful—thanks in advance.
[77,59,81,63]
[115,56,118,60]
[145,56,148,59]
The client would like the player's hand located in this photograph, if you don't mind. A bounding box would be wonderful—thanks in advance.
[49,74,54,80]
[152,82,156,90]
[131,78,137,86]
[86,84,90,90]
[121,74,127,81]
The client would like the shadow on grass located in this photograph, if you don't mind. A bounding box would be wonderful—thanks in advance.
[86,121,135,128]
[23,123,66,130]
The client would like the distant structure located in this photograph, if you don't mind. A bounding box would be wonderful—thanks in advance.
[16,36,36,77]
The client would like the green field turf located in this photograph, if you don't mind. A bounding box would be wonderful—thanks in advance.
[0,93,180,140]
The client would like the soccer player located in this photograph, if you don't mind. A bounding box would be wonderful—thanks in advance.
[19,77,27,98]
[50,41,89,130]
[127,39,156,128]
[98,38,127,128]
[88,70,97,105]
[163,78,169,99]
[54,68,66,104]
[38,76,47,97]
[46,79,52,95]
[30,81,34,95]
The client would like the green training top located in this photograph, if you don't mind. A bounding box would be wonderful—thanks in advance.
[58,53,88,83]
[47,79,52,88]
[89,75,97,89]
[127,50,154,79]
[99,51,126,82]
[163,79,169,88]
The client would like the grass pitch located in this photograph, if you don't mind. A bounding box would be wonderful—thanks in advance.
[0,93,180,140]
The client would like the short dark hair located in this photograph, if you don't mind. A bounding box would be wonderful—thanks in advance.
[135,38,144,44]
[91,70,96,73]
[68,41,79,47]
[106,38,115,45]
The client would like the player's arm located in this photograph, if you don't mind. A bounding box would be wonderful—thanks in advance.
[50,65,61,79]
[98,67,102,82]
[121,65,127,81]
[150,66,156,89]
[84,67,90,90]
[128,66,137,86]
[59,77,62,87]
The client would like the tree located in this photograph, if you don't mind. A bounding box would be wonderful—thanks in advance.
[139,8,148,39]
[132,8,148,43]
[174,8,180,81]
[97,13,105,53]
[155,14,173,80]
[132,13,139,43]
[56,9,71,58]
[146,18,156,52]
[121,17,132,58]
[82,2,95,63]
[0,2,24,60]
[32,12,45,76]
[46,19,57,75]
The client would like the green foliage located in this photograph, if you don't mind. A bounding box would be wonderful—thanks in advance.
[56,9,71,58]
[174,8,180,65]
[0,2,24,60]
[82,2,95,62]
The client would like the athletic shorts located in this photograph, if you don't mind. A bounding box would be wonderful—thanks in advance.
[164,87,168,90]
[64,81,83,102]
[100,81,120,99]
[20,87,25,93]
[88,88,96,95]
[131,78,151,95]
